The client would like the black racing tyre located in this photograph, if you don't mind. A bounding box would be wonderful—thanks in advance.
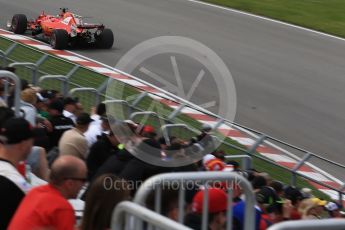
[11,14,27,34]
[50,29,69,50]
[96,28,114,49]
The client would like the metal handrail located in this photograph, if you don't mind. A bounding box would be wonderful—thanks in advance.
[39,75,69,97]
[9,62,39,85]
[267,219,345,230]
[111,201,192,230]
[69,87,101,105]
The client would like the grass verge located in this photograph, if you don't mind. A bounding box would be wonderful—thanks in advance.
[202,0,345,38]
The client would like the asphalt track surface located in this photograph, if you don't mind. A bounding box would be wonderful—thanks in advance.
[1,0,345,178]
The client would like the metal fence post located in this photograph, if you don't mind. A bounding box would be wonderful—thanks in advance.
[212,118,225,131]
[247,134,266,155]
[0,70,21,116]
[131,92,148,107]
[0,50,5,67]
[290,153,312,187]
[338,183,345,208]
[168,104,186,120]
[66,65,79,79]
[0,43,17,67]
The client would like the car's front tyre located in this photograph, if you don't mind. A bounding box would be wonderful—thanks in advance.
[50,29,69,50]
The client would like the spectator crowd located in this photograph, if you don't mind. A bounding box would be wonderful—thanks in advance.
[0,67,344,230]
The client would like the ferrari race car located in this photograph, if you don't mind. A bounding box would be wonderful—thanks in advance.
[8,8,114,50]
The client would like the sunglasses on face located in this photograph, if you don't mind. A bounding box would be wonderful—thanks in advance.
[64,177,87,183]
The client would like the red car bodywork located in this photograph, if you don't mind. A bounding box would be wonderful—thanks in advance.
[10,9,114,49]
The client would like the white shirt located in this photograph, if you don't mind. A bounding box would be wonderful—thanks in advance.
[84,114,102,147]
[0,160,31,193]
[20,101,37,126]
[63,110,77,123]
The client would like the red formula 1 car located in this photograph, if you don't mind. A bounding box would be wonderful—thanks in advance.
[8,8,114,50]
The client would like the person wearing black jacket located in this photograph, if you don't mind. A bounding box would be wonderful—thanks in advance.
[0,118,34,230]
[47,99,74,151]
[86,132,120,180]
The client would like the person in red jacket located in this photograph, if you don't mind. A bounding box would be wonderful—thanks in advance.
[8,155,87,230]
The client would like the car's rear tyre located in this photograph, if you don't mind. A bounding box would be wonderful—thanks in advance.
[50,29,69,50]
[96,28,114,49]
[11,14,27,34]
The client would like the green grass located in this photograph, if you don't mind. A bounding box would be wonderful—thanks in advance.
[202,0,345,38]
[0,36,333,200]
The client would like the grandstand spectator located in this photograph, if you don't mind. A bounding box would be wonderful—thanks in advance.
[0,106,14,127]
[212,150,225,161]
[232,200,262,230]
[8,155,87,230]
[264,200,294,225]
[63,97,78,123]
[59,112,93,160]
[20,87,38,126]
[269,180,284,198]
[35,91,50,119]
[140,125,157,139]
[185,187,228,230]
[90,147,134,182]
[26,146,50,181]
[204,156,226,171]
[80,174,130,230]
[0,117,33,229]
[119,138,169,194]
[283,186,303,220]
[298,197,326,219]
[256,186,281,211]
[47,99,74,150]
[87,129,121,180]
[40,89,62,104]
[84,102,106,146]
[252,175,268,193]
[227,160,240,171]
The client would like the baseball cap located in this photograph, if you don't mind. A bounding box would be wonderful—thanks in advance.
[204,158,226,171]
[192,188,228,214]
[0,118,33,144]
[76,113,94,125]
[311,197,327,206]
[142,125,156,134]
[325,202,341,211]
[40,90,59,100]
[298,198,324,216]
